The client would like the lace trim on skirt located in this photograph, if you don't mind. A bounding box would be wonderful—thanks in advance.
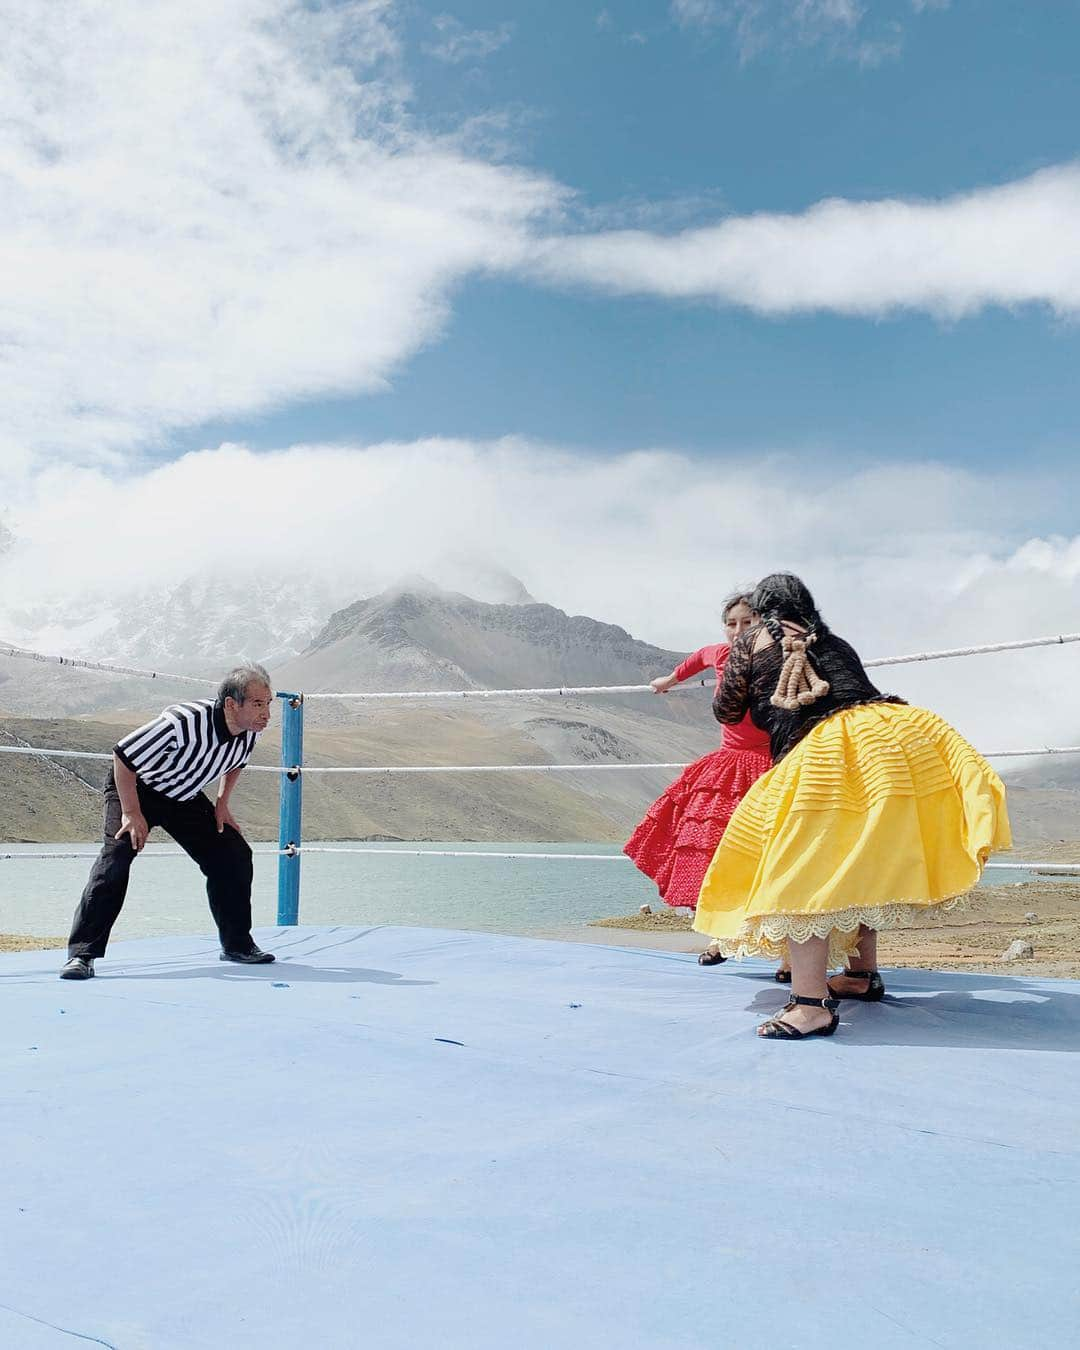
[715,895,966,968]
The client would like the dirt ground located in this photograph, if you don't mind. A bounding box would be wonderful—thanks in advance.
[0,934,66,952]
[589,880,1080,980]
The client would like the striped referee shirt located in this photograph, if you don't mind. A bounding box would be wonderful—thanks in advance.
[114,699,258,801]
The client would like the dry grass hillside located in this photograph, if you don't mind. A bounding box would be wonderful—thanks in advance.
[0,697,718,844]
[4,704,1078,853]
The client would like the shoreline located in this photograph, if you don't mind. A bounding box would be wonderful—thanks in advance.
[575,878,1080,980]
[5,879,1078,978]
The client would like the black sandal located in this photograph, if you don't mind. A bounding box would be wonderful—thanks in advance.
[698,948,726,966]
[774,968,792,984]
[757,994,840,1040]
[827,969,885,1002]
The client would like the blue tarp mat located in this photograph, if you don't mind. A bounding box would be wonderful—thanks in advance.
[1,926,1078,1350]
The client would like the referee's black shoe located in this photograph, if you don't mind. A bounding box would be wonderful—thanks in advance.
[220,946,275,964]
[60,956,95,980]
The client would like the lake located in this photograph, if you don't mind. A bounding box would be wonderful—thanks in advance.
[0,840,660,943]
[0,840,1050,947]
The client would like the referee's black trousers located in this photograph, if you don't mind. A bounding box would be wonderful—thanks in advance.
[68,771,255,958]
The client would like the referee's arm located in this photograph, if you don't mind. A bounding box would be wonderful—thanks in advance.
[215,764,246,835]
[112,753,149,851]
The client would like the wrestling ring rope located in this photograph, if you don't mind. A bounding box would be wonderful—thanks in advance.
[3,631,1080,914]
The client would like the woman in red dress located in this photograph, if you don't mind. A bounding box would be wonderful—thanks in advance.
[625,592,777,968]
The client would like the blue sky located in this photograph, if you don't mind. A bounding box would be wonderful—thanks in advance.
[173,0,1080,484]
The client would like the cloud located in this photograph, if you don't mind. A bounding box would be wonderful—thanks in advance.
[2,438,1079,750]
[670,0,903,65]
[2,1,1076,498]
[0,1,556,479]
[533,163,1080,318]
[423,14,513,65]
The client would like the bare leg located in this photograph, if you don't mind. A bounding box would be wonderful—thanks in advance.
[758,934,833,1036]
[829,925,879,995]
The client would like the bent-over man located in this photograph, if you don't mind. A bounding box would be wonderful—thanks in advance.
[61,663,276,979]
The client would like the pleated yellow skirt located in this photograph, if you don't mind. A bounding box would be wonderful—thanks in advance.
[692,703,1011,965]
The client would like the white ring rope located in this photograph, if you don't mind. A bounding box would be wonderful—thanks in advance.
[0,847,288,861]
[258,761,692,774]
[4,631,1079,699]
[292,848,1080,873]
[305,683,697,700]
[2,744,1080,771]
[975,746,1080,759]
[260,746,1080,771]
[863,633,1080,668]
[0,746,113,761]
[295,846,632,861]
[2,846,1076,873]
[303,632,1080,699]
[981,862,1080,873]
[1,645,213,686]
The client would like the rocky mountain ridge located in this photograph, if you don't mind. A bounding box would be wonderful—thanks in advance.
[280,583,687,698]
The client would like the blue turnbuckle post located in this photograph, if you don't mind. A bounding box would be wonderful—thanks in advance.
[276,692,304,926]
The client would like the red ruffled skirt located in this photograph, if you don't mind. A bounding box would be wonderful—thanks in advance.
[624,747,772,909]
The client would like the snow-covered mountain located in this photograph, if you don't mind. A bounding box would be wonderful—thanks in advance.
[2,574,334,673]
[0,568,548,715]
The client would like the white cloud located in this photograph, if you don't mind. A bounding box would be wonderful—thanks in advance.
[671,0,722,26]
[533,163,1080,318]
[670,0,903,65]
[0,1,556,479]
[1,1,1076,501]
[423,14,513,65]
[2,438,1078,751]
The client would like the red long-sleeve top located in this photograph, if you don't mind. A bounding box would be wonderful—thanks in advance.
[673,644,771,754]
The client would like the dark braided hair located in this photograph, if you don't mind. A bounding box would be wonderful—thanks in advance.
[749,574,831,710]
[749,573,829,637]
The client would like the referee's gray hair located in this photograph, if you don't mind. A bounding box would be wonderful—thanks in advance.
[218,662,272,705]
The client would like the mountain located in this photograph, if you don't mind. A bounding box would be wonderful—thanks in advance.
[277,582,689,696]
[5,574,1078,850]
[1,579,721,843]
[0,568,541,716]
[1,573,338,680]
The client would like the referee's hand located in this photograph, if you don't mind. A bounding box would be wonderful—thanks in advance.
[116,811,149,852]
[215,801,241,835]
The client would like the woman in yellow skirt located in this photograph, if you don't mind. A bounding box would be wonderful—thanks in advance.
[694,573,1011,1040]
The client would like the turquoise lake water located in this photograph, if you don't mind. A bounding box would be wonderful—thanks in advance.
[0,840,662,944]
[0,839,1046,949]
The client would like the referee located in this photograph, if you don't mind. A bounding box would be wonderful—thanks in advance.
[61,663,277,979]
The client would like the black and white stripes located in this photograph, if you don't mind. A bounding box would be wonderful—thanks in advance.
[114,700,257,800]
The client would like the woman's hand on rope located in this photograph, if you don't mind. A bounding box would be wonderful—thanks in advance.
[116,811,149,852]
[650,673,678,695]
